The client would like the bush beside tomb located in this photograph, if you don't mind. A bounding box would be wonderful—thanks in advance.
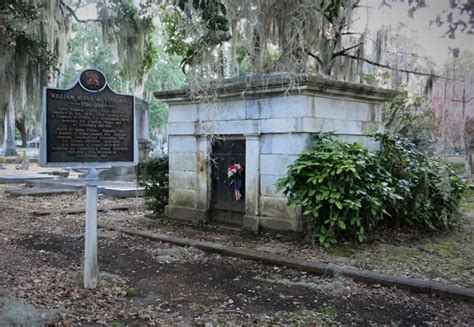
[137,156,169,215]
[277,133,468,247]
[374,133,468,230]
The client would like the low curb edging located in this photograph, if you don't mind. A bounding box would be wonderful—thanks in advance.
[98,222,474,303]
[0,201,138,216]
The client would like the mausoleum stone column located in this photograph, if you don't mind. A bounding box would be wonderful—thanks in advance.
[195,135,211,223]
[243,134,261,231]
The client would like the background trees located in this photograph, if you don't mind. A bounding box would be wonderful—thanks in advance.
[1,0,472,154]
[0,0,69,153]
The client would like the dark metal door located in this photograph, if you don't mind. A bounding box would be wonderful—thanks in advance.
[210,139,246,225]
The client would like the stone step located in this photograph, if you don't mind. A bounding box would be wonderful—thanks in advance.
[5,187,79,197]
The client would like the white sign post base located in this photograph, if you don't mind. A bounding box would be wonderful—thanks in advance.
[84,168,99,289]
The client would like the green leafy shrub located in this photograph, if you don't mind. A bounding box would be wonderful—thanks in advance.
[375,133,468,230]
[136,156,169,214]
[277,133,468,247]
[277,134,398,247]
[382,89,436,152]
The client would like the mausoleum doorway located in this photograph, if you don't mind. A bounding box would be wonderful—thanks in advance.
[210,137,246,226]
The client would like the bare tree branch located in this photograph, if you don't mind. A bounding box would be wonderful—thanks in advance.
[60,0,101,23]
[74,0,83,12]
[452,97,474,103]
[331,42,363,59]
[343,54,449,79]
[305,50,323,67]
[341,32,364,36]
[385,105,401,129]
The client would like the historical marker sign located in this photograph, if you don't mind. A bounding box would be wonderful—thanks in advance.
[41,69,137,167]
[40,69,137,289]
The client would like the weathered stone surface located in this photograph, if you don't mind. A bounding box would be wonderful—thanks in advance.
[167,122,196,135]
[256,96,311,119]
[0,174,56,184]
[245,135,260,215]
[169,188,196,207]
[196,138,210,210]
[260,195,300,219]
[314,97,348,120]
[259,215,302,231]
[27,179,84,190]
[259,117,365,135]
[260,118,300,134]
[165,205,195,222]
[260,154,298,176]
[5,188,78,197]
[332,119,364,135]
[165,205,208,223]
[168,104,197,122]
[260,174,284,197]
[168,136,197,153]
[362,121,382,134]
[98,186,144,198]
[242,215,260,232]
[198,119,260,135]
[198,101,246,121]
[169,153,197,171]
[169,170,197,189]
[26,179,144,197]
[261,133,310,155]
[346,102,374,121]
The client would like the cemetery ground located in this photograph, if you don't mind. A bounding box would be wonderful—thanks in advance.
[0,166,473,325]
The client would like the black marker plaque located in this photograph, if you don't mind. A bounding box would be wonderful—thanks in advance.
[44,70,135,164]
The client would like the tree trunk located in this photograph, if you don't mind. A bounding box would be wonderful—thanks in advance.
[3,98,17,156]
[15,116,27,148]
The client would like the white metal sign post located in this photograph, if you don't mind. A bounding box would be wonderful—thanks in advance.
[40,69,137,289]
[84,168,99,288]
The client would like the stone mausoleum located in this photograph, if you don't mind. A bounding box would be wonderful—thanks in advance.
[154,74,397,232]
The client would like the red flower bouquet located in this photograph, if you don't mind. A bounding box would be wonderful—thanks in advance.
[227,163,244,201]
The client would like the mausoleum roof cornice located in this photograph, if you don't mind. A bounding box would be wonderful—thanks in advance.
[154,73,398,104]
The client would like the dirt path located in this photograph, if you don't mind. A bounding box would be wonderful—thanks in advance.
[0,196,473,325]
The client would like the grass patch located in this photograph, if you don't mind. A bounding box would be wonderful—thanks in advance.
[287,307,320,326]
[125,288,140,297]
[319,305,338,319]
[324,245,355,257]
